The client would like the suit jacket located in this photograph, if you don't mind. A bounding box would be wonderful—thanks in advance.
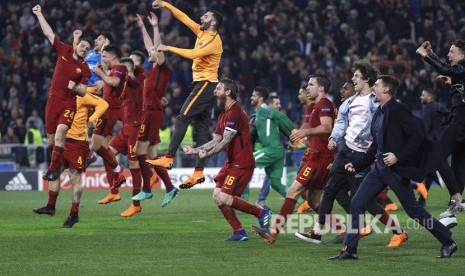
[422,102,450,141]
[353,99,426,181]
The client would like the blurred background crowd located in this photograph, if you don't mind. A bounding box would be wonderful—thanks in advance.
[1,0,465,153]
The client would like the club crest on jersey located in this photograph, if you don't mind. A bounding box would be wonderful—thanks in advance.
[76,68,82,74]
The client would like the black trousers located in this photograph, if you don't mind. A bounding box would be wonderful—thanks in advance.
[439,120,465,196]
[344,163,453,253]
[318,144,386,225]
[168,81,217,168]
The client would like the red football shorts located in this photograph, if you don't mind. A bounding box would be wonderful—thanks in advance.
[62,138,90,171]
[296,155,333,190]
[109,125,139,161]
[215,163,254,196]
[93,108,121,137]
[45,97,77,134]
[137,109,163,145]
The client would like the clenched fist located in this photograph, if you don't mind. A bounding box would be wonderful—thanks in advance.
[32,5,41,15]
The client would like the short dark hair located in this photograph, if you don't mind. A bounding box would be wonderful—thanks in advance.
[267,95,279,105]
[101,31,115,45]
[353,60,378,86]
[103,44,121,58]
[300,83,308,90]
[78,37,94,49]
[221,78,238,100]
[378,75,399,96]
[209,9,223,30]
[131,50,146,65]
[423,87,436,100]
[120,57,134,70]
[253,86,268,102]
[310,73,331,93]
[345,80,354,87]
[452,39,465,55]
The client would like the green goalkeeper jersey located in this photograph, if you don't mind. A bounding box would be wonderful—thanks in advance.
[255,104,294,149]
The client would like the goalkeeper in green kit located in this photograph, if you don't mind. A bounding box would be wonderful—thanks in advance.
[247,87,295,205]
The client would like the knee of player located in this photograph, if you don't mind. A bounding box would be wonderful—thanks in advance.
[349,197,365,212]
[175,113,189,124]
[285,183,301,199]
[212,192,222,206]
[218,192,234,206]
[128,160,139,168]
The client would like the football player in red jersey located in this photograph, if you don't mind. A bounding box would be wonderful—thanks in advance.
[252,74,337,244]
[93,44,128,204]
[183,78,271,241]
[32,5,91,181]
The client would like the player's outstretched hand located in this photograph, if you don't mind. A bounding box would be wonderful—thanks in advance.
[32,5,41,15]
[73,30,82,39]
[157,44,167,52]
[148,12,159,27]
[437,75,452,85]
[152,0,162,9]
[183,146,197,155]
[135,14,145,29]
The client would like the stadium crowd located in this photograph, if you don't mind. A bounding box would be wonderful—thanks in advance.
[1,0,465,142]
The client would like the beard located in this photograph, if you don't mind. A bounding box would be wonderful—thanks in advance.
[217,96,226,109]
[75,49,87,59]
[200,20,212,31]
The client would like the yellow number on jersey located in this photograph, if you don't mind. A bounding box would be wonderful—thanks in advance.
[77,156,83,165]
[225,175,236,186]
[302,167,312,177]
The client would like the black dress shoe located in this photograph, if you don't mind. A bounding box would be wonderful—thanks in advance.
[437,242,458,258]
[328,251,358,260]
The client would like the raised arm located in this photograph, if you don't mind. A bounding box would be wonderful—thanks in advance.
[160,37,221,60]
[32,5,55,45]
[72,30,82,50]
[153,0,200,35]
[147,12,165,65]
[135,14,154,53]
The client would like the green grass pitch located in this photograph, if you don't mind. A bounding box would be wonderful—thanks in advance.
[0,186,463,275]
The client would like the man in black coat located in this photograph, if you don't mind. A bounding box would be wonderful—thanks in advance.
[329,75,457,260]
[417,40,465,222]
[417,88,450,206]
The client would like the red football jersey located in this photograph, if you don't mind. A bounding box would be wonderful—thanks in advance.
[102,64,128,109]
[303,102,315,124]
[49,37,90,101]
[215,101,254,168]
[308,97,337,157]
[143,62,172,110]
[122,75,143,126]
[134,65,146,86]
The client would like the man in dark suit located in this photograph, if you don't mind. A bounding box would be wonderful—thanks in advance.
[418,88,450,206]
[420,88,450,141]
[329,75,457,260]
